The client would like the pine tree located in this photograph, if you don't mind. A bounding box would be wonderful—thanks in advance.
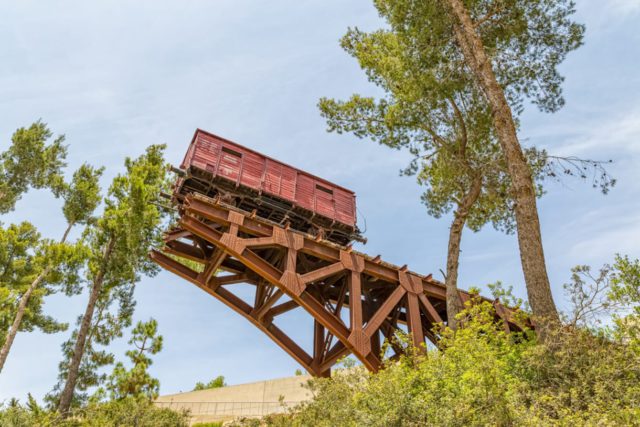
[53,145,168,415]
[322,0,586,325]
[0,123,100,372]
[0,121,67,213]
[0,165,102,372]
[103,318,164,401]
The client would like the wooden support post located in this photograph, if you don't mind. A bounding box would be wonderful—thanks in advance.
[252,289,284,320]
[347,271,370,356]
[406,293,425,350]
[313,320,330,377]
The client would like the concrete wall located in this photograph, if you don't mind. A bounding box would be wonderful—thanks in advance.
[155,375,313,423]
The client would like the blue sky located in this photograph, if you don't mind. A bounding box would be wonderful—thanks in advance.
[1,0,639,402]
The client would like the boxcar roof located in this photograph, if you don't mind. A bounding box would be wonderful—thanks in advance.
[190,128,356,195]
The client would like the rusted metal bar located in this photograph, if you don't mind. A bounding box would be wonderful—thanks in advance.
[152,197,526,376]
[251,289,284,320]
[406,293,425,349]
[300,262,344,285]
[363,286,406,338]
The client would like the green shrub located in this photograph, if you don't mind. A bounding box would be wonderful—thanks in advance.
[69,397,189,426]
[233,293,640,427]
[0,396,189,427]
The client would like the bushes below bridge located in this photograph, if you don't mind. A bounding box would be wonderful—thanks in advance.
[231,265,640,427]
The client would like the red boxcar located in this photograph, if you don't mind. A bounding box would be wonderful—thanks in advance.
[174,129,364,245]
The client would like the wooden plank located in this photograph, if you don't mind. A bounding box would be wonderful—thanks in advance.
[215,287,314,370]
[264,322,314,368]
[209,274,251,288]
[252,289,284,320]
[153,200,529,377]
[163,229,192,242]
[418,293,444,324]
[218,258,247,274]
[164,240,207,264]
[266,300,299,318]
[186,196,272,237]
[319,341,349,373]
[242,236,277,249]
[300,262,344,285]
[150,250,200,283]
[313,320,325,362]
[422,279,447,300]
[349,272,363,331]
[199,249,227,285]
[406,293,424,349]
[363,286,406,338]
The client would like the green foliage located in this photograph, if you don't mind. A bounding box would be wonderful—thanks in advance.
[236,272,640,427]
[609,255,640,340]
[318,0,604,239]
[562,255,640,346]
[61,164,104,227]
[70,397,189,427]
[192,422,223,427]
[103,318,163,400]
[0,121,67,213]
[317,2,564,237]
[49,144,169,408]
[0,220,88,342]
[0,222,44,340]
[86,143,168,287]
[371,0,584,114]
[0,126,104,373]
[0,396,189,427]
[193,375,226,391]
[488,281,530,314]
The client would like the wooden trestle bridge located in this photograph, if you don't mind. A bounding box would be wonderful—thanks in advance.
[151,194,520,377]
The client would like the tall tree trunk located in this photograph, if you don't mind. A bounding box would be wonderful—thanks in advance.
[0,222,74,373]
[444,0,560,324]
[0,270,49,373]
[446,175,482,330]
[58,238,115,416]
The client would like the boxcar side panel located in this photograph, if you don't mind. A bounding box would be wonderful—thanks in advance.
[295,173,314,212]
[239,150,264,191]
[180,139,197,169]
[280,165,297,201]
[192,133,221,173]
[218,146,242,183]
[334,189,356,226]
[183,130,359,230]
[314,182,335,220]
[264,159,282,196]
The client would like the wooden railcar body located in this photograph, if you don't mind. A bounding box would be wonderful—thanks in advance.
[174,129,363,245]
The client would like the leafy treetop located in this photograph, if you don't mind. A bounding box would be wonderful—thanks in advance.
[0,121,67,213]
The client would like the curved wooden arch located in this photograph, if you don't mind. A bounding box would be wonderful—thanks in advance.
[151,194,520,376]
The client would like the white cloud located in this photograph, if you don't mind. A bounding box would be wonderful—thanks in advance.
[609,0,640,15]
[568,213,640,262]
[535,107,640,157]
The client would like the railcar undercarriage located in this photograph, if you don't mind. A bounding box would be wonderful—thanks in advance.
[173,166,366,246]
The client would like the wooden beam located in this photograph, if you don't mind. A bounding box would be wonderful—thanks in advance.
[406,293,424,349]
[164,240,207,264]
[300,262,345,285]
[199,249,227,285]
[266,300,299,318]
[418,293,444,324]
[363,286,406,338]
[252,289,284,320]
[153,199,528,377]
